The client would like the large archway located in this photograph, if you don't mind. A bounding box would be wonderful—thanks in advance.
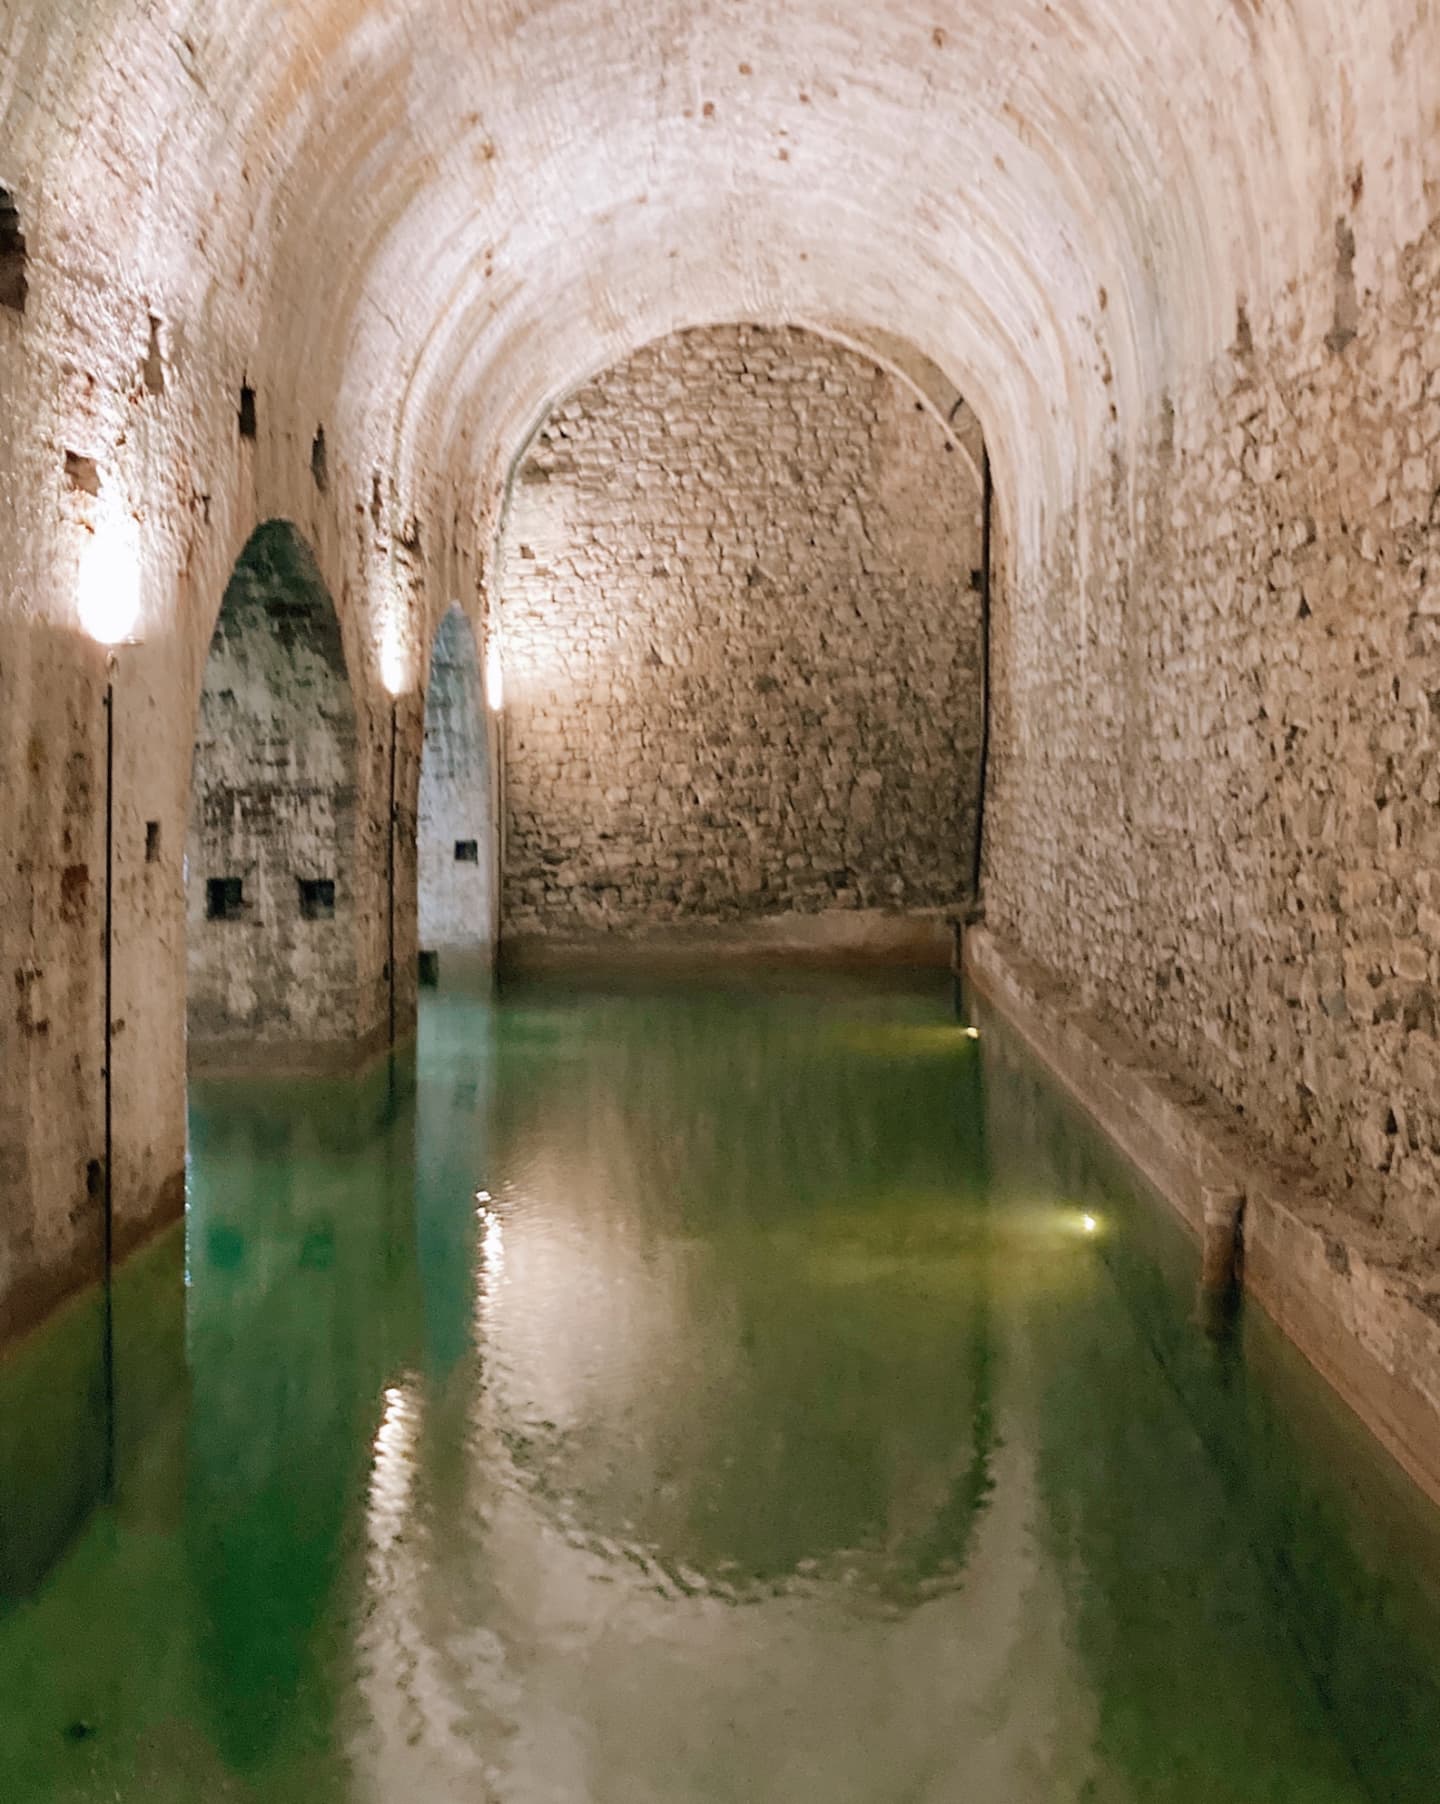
[417,604,496,977]
[187,522,362,1069]
[493,321,986,961]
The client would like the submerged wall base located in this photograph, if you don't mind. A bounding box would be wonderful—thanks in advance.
[502,909,954,972]
[0,1169,184,1354]
[187,1015,403,1079]
[965,925,1440,1512]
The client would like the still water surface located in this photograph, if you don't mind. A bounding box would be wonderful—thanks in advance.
[4,970,1440,1801]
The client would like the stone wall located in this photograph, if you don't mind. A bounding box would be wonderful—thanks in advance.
[498,325,984,938]
[418,606,495,953]
[987,211,1440,1249]
[187,522,360,1060]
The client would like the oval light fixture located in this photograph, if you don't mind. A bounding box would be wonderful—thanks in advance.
[77,501,142,645]
[485,636,504,711]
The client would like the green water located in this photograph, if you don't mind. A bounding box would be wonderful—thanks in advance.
[5,971,1440,1802]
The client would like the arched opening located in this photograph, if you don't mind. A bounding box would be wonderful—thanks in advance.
[187,521,361,1068]
[417,604,495,980]
[493,321,986,963]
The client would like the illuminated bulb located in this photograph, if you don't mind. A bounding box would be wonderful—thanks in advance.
[963,1026,981,1040]
[77,504,142,645]
[485,637,504,711]
[379,630,408,697]
[1082,1214,1098,1234]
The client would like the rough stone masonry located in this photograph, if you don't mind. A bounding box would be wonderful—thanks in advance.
[988,207,1440,1261]
[187,522,360,1065]
[498,325,985,939]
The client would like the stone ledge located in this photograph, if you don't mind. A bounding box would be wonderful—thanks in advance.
[964,923,1440,1509]
[502,908,954,971]
[186,1014,400,1077]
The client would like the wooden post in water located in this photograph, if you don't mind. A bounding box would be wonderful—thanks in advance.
[1200,1186,1244,1291]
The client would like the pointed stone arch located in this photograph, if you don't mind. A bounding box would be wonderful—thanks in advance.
[417,604,496,973]
[187,521,362,1067]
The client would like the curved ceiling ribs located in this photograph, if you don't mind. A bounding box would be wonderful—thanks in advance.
[4,0,1432,566]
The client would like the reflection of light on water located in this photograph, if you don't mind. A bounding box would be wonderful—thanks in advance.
[357,1377,495,1794]
[475,1195,506,1340]
[828,1024,982,1056]
[483,1216,506,1277]
[368,1382,420,1555]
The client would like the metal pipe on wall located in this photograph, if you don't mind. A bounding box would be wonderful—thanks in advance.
[970,447,993,909]
[101,665,116,1498]
[496,711,507,958]
[388,697,398,1049]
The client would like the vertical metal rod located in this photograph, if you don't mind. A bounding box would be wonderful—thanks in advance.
[496,705,507,960]
[102,674,116,1499]
[388,696,398,1049]
[969,448,994,907]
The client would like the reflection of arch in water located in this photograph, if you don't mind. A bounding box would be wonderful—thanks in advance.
[183,1067,419,1771]
[465,991,999,1601]
[418,604,496,970]
[187,522,361,1069]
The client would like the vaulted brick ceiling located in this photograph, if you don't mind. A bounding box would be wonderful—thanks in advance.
[3,1,1435,553]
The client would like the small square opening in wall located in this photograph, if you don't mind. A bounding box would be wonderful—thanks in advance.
[298,877,336,920]
[310,425,328,493]
[145,821,161,864]
[454,839,479,864]
[206,877,244,921]
[0,187,27,315]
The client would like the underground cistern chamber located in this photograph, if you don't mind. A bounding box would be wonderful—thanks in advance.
[3,4,1440,1799]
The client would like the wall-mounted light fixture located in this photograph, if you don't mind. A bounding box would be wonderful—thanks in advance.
[485,636,504,712]
[379,606,411,704]
[77,506,142,649]
[78,500,143,1500]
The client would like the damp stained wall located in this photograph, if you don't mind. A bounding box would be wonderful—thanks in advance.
[418,606,494,954]
[497,325,985,937]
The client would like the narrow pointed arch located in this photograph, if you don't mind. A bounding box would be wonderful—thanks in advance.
[187,521,361,1067]
[417,604,496,971]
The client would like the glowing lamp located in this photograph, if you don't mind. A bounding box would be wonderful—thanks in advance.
[78,509,142,645]
[1082,1214,1098,1235]
[485,638,504,711]
[378,597,412,696]
[380,638,408,697]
